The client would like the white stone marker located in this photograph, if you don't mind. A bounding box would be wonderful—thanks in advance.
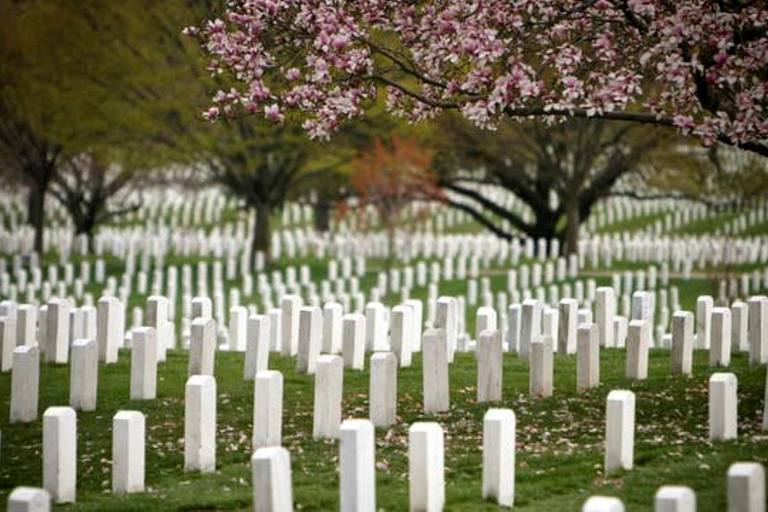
[731,301,749,352]
[409,422,444,512]
[184,375,216,473]
[253,370,283,449]
[146,296,170,362]
[0,316,16,372]
[748,296,768,365]
[654,486,695,512]
[672,311,694,375]
[130,327,157,400]
[10,346,39,423]
[97,296,123,364]
[596,287,616,348]
[507,304,522,353]
[476,307,497,341]
[342,313,366,370]
[709,373,737,441]
[631,291,653,347]
[391,305,414,367]
[422,328,449,413]
[583,496,625,512]
[520,299,541,360]
[482,408,515,507]
[43,407,76,503]
[70,339,98,411]
[577,323,600,392]
[280,295,301,357]
[477,329,502,403]
[252,446,293,512]
[245,315,270,380]
[189,317,216,377]
[604,390,635,473]
[46,299,70,364]
[112,411,145,494]
[614,316,628,349]
[558,299,578,354]
[625,320,649,380]
[727,462,765,512]
[695,295,713,349]
[191,297,212,319]
[228,306,248,352]
[404,299,424,352]
[711,307,732,367]
[16,304,37,347]
[296,306,322,374]
[529,336,554,398]
[370,352,397,427]
[435,297,459,362]
[340,419,376,512]
[365,302,387,352]
[313,355,344,439]
[7,487,51,511]
[322,302,343,354]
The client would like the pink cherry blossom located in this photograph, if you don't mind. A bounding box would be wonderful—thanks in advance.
[187,1,768,155]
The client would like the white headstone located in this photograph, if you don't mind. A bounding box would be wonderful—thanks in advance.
[245,315,270,380]
[477,329,502,403]
[340,419,376,512]
[189,317,216,377]
[322,302,343,354]
[482,408,515,507]
[43,407,76,503]
[69,339,98,411]
[184,375,216,473]
[727,462,765,512]
[672,311,694,375]
[296,306,322,374]
[251,447,293,512]
[253,370,283,449]
[112,411,145,494]
[409,422,444,512]
[422,328,449,413]
[313,355,344,439]
[654,486,695,512]
[10,346,39,423]
[130,328,157,400]
[342,313,365,370]
[604,390,635,473]
[390,305,413,367]
[529,336,553,398]
[748,297,768,365]
[625,320,649,380]
[280,295,302,357]
[7,487,51,511]
[709,373,737,441]
[369,352,397,427]
[97,297,124,363]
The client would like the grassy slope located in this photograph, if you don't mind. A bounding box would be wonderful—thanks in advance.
[0,345,766,511]
[2,202,767,510]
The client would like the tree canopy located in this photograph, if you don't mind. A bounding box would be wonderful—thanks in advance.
[189,1,768,157]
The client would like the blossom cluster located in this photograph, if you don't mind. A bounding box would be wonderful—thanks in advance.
[188,1,768,148]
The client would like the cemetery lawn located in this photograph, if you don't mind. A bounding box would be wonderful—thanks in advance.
[0,348,765,511]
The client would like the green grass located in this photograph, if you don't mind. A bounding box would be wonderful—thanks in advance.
[0,348,765,511]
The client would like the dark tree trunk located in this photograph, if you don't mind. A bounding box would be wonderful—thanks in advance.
[565,198,580,255]
[530,208,559,249]
[313,200,331,233]
[74,218,96,254]
[27,184,46,254]
[250,202,272,269]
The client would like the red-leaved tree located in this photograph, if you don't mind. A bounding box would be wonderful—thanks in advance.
[344,135,441,270]
[187,2,768,157]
